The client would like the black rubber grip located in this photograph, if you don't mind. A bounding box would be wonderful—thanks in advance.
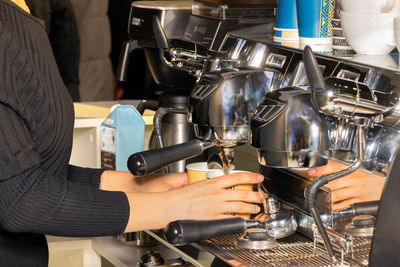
[127,140,204,176]
[352,201,379,217]
[303,46,326,89]
[164,217,246,246]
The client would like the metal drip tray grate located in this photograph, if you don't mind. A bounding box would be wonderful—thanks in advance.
[200,233,370,267]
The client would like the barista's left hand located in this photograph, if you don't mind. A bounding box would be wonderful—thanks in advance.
[100,171,188,193]
[308,161,385,212]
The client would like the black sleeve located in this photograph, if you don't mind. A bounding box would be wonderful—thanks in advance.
[67,165,105,188]
[0,104,129,237]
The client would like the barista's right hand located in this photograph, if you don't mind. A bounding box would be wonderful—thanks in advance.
[123,172,264,232]
[308,160,385,212]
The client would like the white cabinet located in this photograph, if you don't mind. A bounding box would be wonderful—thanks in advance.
[70,118,105,168]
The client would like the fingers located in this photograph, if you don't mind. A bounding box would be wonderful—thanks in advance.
[223,189,262,203]
[254,213,268,222]
[167,172,189,187]
[331,187,359,203]
[332,198,360,212]
[308,161,346,177]
[211,172,264,189]
[220,202,261,215]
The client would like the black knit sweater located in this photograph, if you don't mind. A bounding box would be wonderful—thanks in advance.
[0,1,130,266]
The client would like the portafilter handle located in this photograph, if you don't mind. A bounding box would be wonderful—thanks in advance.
[164,217,261,246]
[127,140,214,176]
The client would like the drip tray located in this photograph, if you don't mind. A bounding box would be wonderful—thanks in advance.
[198,233,369,267]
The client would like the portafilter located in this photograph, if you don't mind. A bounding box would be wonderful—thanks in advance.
[164,183,297,247]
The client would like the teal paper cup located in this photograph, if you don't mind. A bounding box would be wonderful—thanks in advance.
[296,0,335,44]
[276,0,298,30]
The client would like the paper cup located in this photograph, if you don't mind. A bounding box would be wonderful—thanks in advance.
[296,0,335,43]
[300,43,333,56]
[206,170,254,219]
[274,37,300,48]
[186,162,235,184]
[276,0,298,30]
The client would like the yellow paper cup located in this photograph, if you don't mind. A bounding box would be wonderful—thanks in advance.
[206,170,254,219]
[186,162,235,184]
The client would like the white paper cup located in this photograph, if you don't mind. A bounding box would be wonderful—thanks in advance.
[186,162,235,184]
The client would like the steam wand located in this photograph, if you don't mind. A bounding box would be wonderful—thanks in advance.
[306,124,365,264]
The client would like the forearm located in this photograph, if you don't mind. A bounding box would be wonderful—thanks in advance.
[123,192,175,232]
[100,170,139,192]
[100,171,189,193]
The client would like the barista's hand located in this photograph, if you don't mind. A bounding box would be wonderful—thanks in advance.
[124,172,264,232]
[133,172,188,193]
[308,161,385,212]
[100,171,188,193]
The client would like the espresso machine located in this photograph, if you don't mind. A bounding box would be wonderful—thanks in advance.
[149,29,400,264]
[122,1,400,266]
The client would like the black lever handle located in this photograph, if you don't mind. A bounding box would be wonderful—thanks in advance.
[127,140,208,176]
[164,217,247,246]
[153,16,169,50]
[116,40,142,82]
[303,46,326,90]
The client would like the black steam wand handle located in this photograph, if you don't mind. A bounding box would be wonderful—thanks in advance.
[152,16,169,50]
[303,46,326,90]
[127,140,214,176]
[164,218,261,246]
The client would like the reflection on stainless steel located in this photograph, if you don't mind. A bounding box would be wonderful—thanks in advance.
[163,40,211,76]
[312,77,398,120]
[202,58,242,73]
[189,69,280,149]
[251,88,329,168]
[344,215,375,238]
[256,184,298,239]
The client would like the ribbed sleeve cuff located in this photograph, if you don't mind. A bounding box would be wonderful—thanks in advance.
[62,189,130,237]
[67,165,106,188]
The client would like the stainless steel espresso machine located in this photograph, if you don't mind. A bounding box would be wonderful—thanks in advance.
[122,1,400,266]
[143,34,400,265]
